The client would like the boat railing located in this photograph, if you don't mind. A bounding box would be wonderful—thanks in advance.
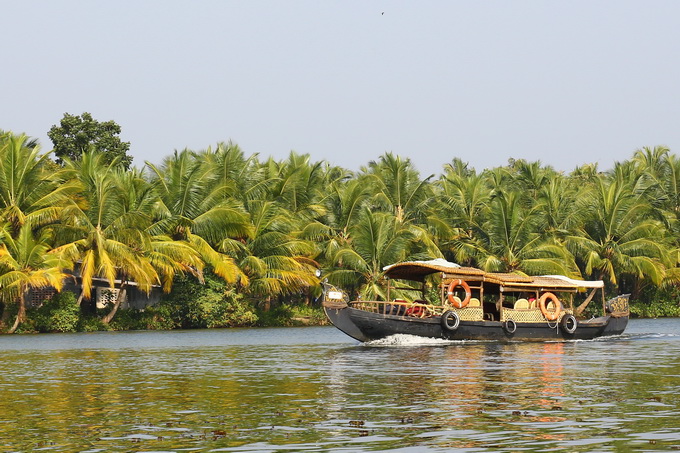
[350,300,444,318]
[349,300,486,321]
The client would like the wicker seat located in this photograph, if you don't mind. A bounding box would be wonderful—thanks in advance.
[514,299,529,309]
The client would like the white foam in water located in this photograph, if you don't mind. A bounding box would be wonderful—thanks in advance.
[365,334,458,346]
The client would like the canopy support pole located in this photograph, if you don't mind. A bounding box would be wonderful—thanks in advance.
[575,288,598,316]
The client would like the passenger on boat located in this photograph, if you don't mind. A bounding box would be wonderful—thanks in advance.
[528,294,536,308]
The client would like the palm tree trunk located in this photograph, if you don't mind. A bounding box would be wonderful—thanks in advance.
[262,296,271,312]
[631,279,642,301]
[7,292,27,334]
[0,302,9,329]
[575,288,598,316]
[76,290,85,306]
[102,283,127,324]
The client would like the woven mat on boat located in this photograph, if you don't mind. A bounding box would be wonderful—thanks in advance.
[518,276,579,289]
[501,308,572,323]
[483,273,533,285]
[483,274,579,289]
[448,306,484,321]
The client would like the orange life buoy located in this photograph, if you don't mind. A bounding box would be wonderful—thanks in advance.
[447,279,471,309]
[539,292,562,321]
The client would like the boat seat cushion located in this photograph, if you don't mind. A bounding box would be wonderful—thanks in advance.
[514,299,529,309]
[468,297,481,307]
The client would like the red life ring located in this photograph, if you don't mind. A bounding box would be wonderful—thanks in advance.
[539,292,562,321]
[447,279,471,309]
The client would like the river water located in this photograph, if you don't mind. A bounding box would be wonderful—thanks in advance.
[0,318,678,452]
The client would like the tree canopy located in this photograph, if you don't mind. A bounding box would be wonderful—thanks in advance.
[1,126,679,331]
[48,112,133,170]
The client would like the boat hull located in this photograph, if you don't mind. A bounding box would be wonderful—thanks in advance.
[324,305,628,342]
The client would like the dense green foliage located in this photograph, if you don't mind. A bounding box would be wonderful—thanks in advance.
[147,273,258,329]
[0,125,679,333]
[31,291,80,332]
[48,112,133,170]
[630,285,680,318]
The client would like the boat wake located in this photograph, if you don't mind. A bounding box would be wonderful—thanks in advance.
[364,334,461,347]
[362,332,680,346]
[565,332,680,343]
[621,332,680,340]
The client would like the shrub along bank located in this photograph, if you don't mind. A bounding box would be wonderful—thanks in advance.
[14,274,328,334]
[16,298,680,334]
[9,274,680,334]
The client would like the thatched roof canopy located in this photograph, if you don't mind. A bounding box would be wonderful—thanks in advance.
[382,259,604,289]
[383,259,484,282]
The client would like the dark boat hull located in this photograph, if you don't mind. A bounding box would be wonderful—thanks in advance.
[324,305,628,342]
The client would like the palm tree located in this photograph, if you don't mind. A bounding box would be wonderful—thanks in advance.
[362,152,434,224]
[263,151,329,221]
[0,129,39,149]
[507,159,557,200]
[631,145,670,181]
[0,132,75,236]
[0,224,67,333]
[200,141,269,206]
[223,200,318,309]
[435,160,491,264]
[566,172,672,293]
[630,147,680,228]
[534,176,580,238]
[103,169,205,323]
[328,208,439,300]
[51,152,159,321]
[456,190,578,276]
[313,177,372,263]
[146,149,251,285]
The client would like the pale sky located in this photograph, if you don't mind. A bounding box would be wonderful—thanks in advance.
[4,1,680,177]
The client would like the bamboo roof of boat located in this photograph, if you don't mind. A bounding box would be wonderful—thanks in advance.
[383,259,484,281]
[383,259,604,290]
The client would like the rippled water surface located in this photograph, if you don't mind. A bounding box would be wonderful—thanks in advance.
[1,319,679,452]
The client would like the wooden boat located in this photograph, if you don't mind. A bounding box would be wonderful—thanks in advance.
[322,259,629,342]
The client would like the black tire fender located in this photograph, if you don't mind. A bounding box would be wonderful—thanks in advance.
[562,314,578,334]
[504,319,517,334]
[441,310,460,331]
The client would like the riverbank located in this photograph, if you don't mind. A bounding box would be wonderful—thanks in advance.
[3,290,679,334]
[629,298,680,318]
[8,296,329,334]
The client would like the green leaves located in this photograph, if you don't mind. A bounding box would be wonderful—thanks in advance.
[3,124,680,331]
[48,112,133,170]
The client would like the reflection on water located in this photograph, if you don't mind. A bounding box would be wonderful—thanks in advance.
[0,319,679,451]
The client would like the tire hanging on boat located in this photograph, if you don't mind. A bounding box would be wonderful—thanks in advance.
[504,319,517,334]
[561,314,578,334]
[441,310,460,331]
[447,279,471,309]
[538,292,562,321]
